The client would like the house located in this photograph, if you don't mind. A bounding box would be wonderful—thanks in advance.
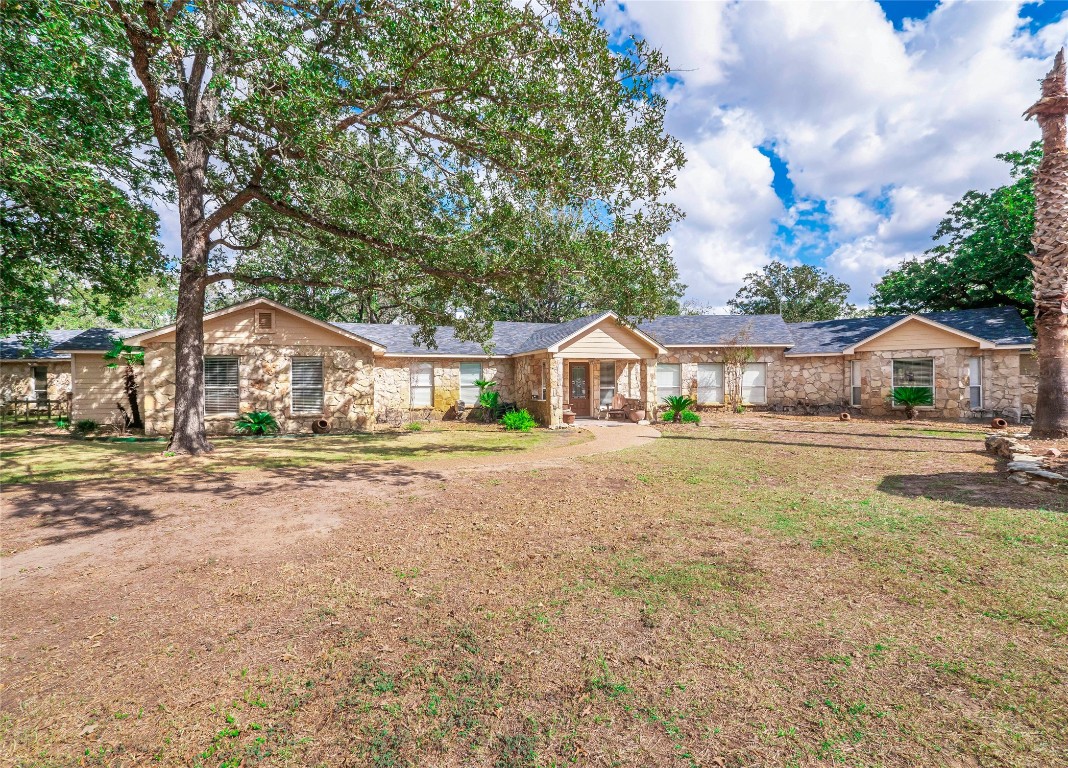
[1,298,1038,431]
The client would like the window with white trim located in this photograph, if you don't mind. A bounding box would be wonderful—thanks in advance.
[459,362,482,405]
[968,357,983,410]
[31,365,48,404]
[532,361,547,400]
[850,360,862,407]
[741,363,767,404]
[291,357,324,414]
[892,358,934,406]
[599,361,616,407]
[656,363,680,402]
[204,357,239,415]
[696,363,724,404]
[410,362,433,407]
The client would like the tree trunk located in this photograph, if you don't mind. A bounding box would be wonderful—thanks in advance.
[167,152,214,454]
[1025,49,1068,438]
[124,363,143,429]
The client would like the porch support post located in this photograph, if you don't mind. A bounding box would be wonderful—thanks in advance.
[640,357,657,416]
[549,355,565,427]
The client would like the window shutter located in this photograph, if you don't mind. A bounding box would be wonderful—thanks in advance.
[291,358,324,414]
[258,311,273,331]
[204,358,239,414]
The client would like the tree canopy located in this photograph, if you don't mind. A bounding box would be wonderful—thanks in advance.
[0,0,165,336]
[727,261,855,323]
[870,144,1039,324]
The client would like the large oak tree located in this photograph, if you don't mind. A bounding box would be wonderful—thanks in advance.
[727,261,855,323]
[63,0,684,453]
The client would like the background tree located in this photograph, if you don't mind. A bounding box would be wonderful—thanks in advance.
[871,144,1039,324]
[71,0,684,454]
[48,275,180,330]
[1024,49,1068,438]
[727,261,855,322]
[0,0,164,336]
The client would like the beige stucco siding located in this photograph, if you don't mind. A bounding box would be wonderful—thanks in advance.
[149,306,363,347]
[71,353,141,424]
[854,320,981,352]
[555,319,657,359]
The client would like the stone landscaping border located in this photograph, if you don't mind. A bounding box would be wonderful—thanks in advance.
[984,433,1067,490]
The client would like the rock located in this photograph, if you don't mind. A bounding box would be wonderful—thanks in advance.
[1046,448,1062,458]
[1026,469,1067,483]
[1011,453,1044,464]
[1007,460,1043,472]
[1009,473,1031,485]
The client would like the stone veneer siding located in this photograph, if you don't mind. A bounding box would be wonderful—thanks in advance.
[373,358,515,425]
[142,342,375,435]
[0,361,72,404]
[654,347,789,412]
[514,353,554,425]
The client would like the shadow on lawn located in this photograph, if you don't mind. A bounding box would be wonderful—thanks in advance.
[877,472,1068,512]
[659,431,980,455]
[3,461,447,547]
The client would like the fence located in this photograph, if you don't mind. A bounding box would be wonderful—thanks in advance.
[0,398,71,425]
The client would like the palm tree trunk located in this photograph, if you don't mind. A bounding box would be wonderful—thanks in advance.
[1025,49,1068,438]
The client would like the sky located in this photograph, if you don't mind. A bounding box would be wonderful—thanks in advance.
[601,0,1068,308]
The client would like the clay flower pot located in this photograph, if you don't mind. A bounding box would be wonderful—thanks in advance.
[312,418,332,434]
[990,417,1008,429]
[563,411,576,425]
[629,409,646,422]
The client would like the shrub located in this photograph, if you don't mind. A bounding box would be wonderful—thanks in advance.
[72,418,98,435]
[680,409,701,424]
[406,421,423,431]
[888,386,933,420]
[500,409,537,431]
[661,395,696,422]
[233,411,280,436]
[54,417,69,429]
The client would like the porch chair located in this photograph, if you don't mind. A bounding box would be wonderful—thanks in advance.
[599,392,628,421]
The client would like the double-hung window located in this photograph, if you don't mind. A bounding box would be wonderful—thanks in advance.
[204,357,239,415]
[968,357,983,409]
[696,363,724,404]
[32,365,48,405]
[532,361,547,401]
[459,362,482,405]
[411,362,433,408]
[656,364,681,402]
[742,363,767,405]
[850,361,862,407]
[599,362,616,407]
[892,359,934,406]
[291,357,324,414]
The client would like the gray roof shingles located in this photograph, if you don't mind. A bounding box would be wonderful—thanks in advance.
[785,307,1033,356]
[637,314,794,347]
[336,320,557,356]
[0,328,149,360]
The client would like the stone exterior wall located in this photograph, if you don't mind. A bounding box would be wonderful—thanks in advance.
[514,353,553,425]
[1019,352,1039,418]
[0,361,72,404]
[142,342,375,435]
[654,347,789,413]
[373,358,515,425]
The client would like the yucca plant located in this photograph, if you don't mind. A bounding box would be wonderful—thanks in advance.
[888,387,933,420]
[234,411,280,436]
[661,395,697,423]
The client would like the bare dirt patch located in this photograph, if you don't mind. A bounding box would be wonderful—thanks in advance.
[2,416,1065,767]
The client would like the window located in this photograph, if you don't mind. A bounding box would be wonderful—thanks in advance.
[540,362,547,400]
[532,361,547,401]
[696,363,724,404]
[742,363,767,404]
[656,363,680,401]
[31,365,48,404]
[204,357,239,415]
[850,361,862,407]
[969,357,983,410]
[257,310,274,332]
[291,357,324,414]
[459,362,482,405]
[892,358,934,406]
[599,361,616,406]
[411,362,433,407]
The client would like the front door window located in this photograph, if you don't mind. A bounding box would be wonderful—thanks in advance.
[568,363,590,416]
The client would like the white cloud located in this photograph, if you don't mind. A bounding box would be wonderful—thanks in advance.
[610,0,1065,307]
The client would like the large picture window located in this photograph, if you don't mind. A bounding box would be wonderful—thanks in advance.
[411,362,433,407]
[204,357,239,415]
[599,362,616,407]
[968,357,983,410]
[892,359,934,406]
[696,363,724,404]
[459,362,482,405]
[742,363,767,405]
[291,357,324,414]
[656,363,681,401]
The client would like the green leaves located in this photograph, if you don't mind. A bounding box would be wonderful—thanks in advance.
[727,261,855,323]
[870,143,1040,325]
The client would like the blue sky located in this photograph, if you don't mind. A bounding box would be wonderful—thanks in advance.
[602,0,1068,307]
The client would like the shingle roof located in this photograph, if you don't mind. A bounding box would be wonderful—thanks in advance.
[55,328,149,352]
[785,307,1033,356]
[0,330,84,360]
[637,314,794,347]
[507,312,614,355]
[335,321,556,356]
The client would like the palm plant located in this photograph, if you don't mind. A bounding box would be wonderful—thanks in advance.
[234,411,280,436]
[888,387,933,420]
[475,379,502,420]
[662,394,696,423]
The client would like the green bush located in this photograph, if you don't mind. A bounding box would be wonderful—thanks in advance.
[406,421,423,431]
[680,409,701,424]
[72,418,98,435]
[500,409,537,431]
[661,394,696,422]
[233,411,280,436]
[888,386,933,420]
[54,417,69,429]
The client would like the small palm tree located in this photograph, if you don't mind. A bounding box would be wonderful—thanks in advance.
[888,387,933,420]
[234,411,280,435]
[662,394,696,423]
